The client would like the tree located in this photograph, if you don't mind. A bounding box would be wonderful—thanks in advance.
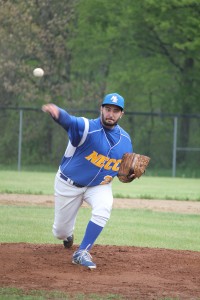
[0,0,78,165]
[0,0,199,169]
[0,0,77,107]
[130,0,200,154]
[70,0,200,159]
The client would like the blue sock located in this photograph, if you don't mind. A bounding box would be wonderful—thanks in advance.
[79,220,103,251]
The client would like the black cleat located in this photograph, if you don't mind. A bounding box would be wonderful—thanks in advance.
[63,234,74,249]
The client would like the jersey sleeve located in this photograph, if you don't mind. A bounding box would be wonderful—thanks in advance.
[56,108,85,147]
[67,116,85,147]
[56,108,72,130]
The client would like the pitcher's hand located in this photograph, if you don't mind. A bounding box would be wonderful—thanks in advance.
[42,104,59,119]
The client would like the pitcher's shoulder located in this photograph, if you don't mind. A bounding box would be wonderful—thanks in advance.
[88,118,102,130]
[119,126,131,140]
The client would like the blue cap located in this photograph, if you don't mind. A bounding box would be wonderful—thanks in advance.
[102,93,124,110]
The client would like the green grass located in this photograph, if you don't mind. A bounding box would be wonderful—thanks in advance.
[0,170,55,195]
[0,287,124,300]
[0,170,199,200]
[0,205,199,251]
[113,176,200,201]
[0,287,178,300]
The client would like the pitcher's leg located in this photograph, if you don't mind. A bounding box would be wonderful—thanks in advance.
[81,183,113,249]
[52,176,84,240]
[72,184,113,269]
[85,183,113,228]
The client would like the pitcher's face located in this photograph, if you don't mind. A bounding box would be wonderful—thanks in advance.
[100,105,124,128]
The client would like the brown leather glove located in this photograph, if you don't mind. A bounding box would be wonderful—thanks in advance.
[117,153,150,183]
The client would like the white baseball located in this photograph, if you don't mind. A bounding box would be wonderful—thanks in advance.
[33,68,44,77]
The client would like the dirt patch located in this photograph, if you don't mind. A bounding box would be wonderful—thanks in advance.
[0,243,200,300]
[1,195,200,299]
[0,194,200,214]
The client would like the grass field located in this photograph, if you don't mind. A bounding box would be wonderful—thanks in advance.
[0,287,124,300]
[0,170,200,200]
[1,170,200,300]
[0,205,199,251]
[0,170,200,250]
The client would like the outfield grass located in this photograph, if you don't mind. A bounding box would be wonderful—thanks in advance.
[0,205,199,251]
[0,287,124,300]
[0,170,199,200]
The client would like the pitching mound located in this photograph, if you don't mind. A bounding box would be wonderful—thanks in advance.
[1,243,200,299]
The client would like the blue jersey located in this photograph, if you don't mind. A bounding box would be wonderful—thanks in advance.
[55,107,133,187]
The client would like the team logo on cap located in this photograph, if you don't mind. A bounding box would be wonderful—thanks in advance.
[111,95,118,103]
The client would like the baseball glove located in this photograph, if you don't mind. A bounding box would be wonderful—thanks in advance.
[117,153,150,183]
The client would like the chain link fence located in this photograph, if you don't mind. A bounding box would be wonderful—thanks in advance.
[0,107,200,177]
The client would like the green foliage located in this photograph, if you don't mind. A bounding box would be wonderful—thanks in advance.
[0,0,200,173]
[1,0,200,110]
[0,1,77,106]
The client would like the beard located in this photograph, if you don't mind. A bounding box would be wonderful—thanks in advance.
[101,113,119,127]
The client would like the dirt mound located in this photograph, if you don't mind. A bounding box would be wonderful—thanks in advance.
[1,243,200,299]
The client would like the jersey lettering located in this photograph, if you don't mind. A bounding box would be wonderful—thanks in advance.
[85,151,121,171]
[100,175,113,185]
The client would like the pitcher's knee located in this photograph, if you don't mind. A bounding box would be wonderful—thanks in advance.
[91,214,110,227]
[52,225,69,240]
[91,205,111,227]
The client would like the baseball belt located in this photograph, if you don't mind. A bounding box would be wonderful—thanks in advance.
[59,173,85,188]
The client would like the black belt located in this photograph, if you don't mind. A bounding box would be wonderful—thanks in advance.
[60,173,85,188]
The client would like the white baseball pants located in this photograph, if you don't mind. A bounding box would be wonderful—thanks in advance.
[52,174,113,240]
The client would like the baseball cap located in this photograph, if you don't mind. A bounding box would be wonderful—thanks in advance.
[102,93,124,110]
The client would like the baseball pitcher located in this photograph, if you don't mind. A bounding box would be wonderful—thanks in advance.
[42,93,134,269]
